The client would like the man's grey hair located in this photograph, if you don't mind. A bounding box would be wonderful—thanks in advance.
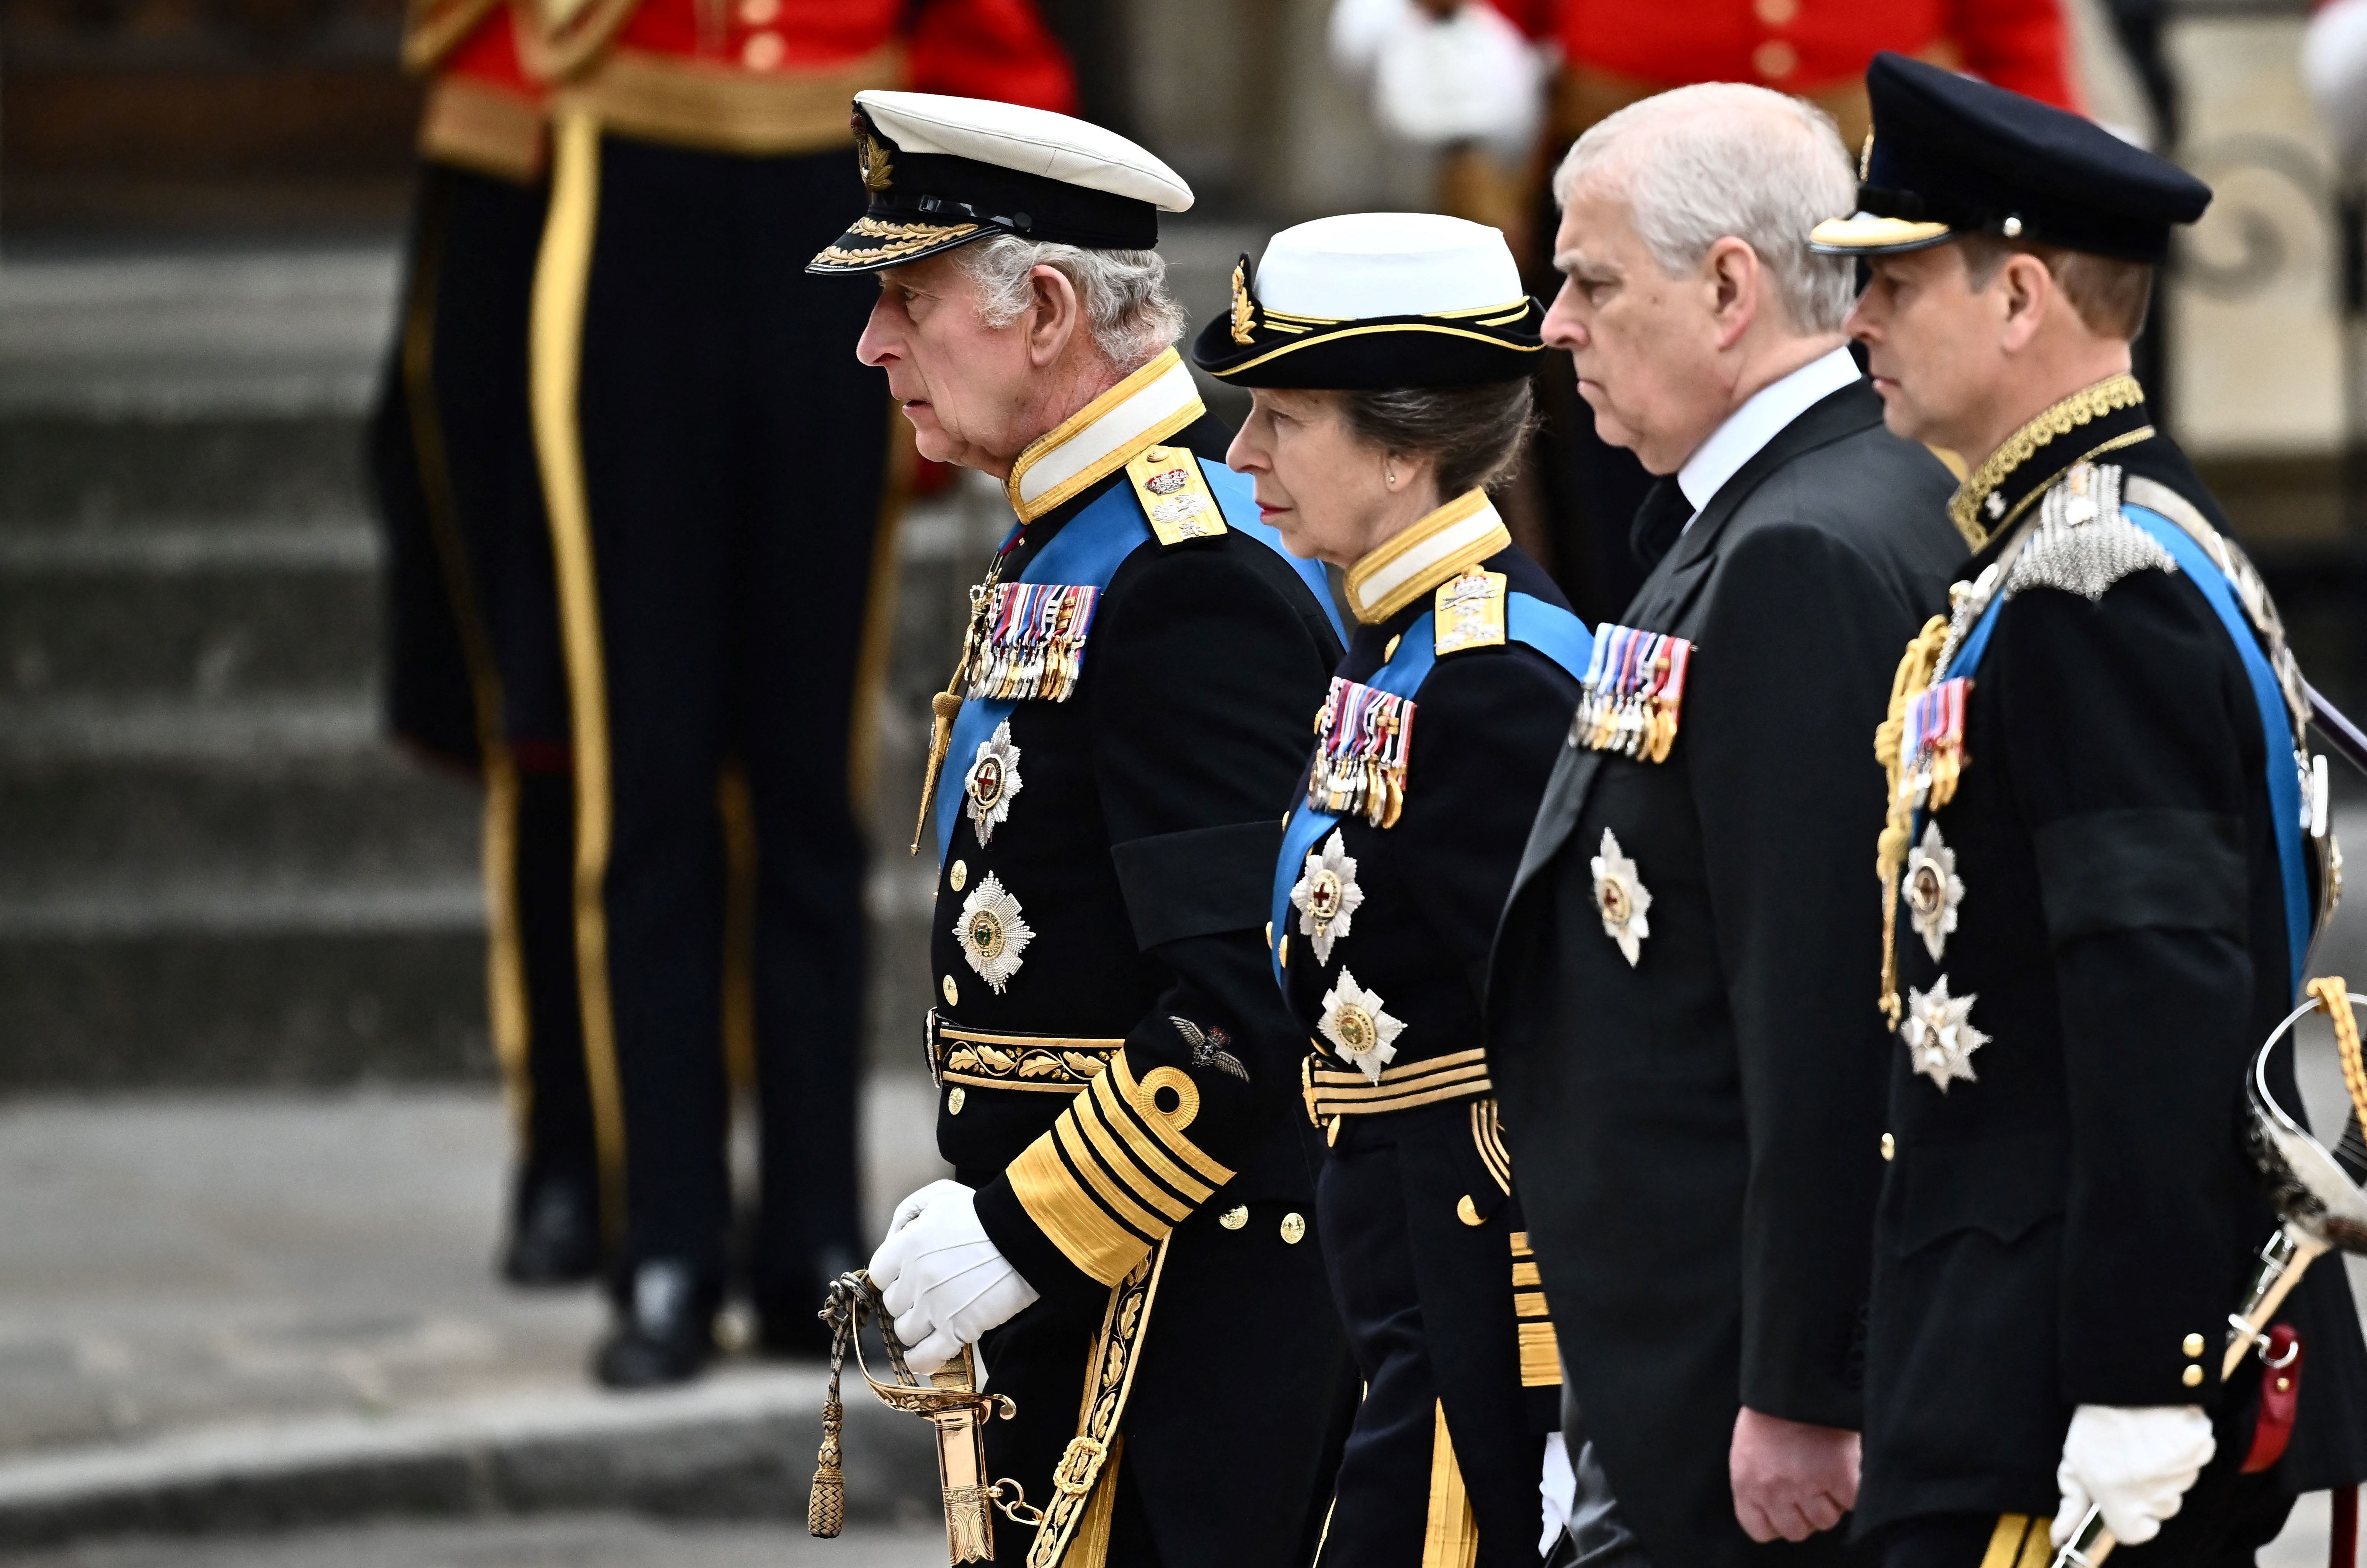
[1551,83,1858,334]
[956,235,1188,369]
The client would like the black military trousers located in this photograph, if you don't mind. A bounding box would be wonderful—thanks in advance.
[547,128,890,1299]
[1317,1101,1551,1568]
[970,1196,1355,1568]
[373,158,595,1209]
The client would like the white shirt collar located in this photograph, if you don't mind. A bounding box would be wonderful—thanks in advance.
[1674,345,1862,523]
[1004,348,1204,522]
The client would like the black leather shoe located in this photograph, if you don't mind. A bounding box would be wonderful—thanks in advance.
[593,1260,717,1389]
[500,1175,601,1286]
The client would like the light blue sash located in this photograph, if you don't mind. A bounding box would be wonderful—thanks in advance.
[933,456,1342,863]
[1941,506,2309,995]
[1269,595,1592,984]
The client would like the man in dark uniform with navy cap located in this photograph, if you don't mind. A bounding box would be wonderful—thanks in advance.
[1810,51,2367,1566]
[830,91,1356,1568]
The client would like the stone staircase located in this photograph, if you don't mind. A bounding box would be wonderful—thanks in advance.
[0,252,490,1085]
[0,247,1016,1089]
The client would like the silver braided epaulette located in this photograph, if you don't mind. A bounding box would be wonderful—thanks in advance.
[2003,461,2176,604]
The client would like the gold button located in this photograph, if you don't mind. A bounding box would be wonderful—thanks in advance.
[1384,635,1401,660]
[1456,1195,1485,1227]
[1265,920,1273,951]
[949,859,968,892]
[1278,934,1289,967]
[739,30,784,68]
[947,1087,966,1114]
[941,974,959,1007]
[1220,1205,1248,1230]
[1754,0,1797,22]
[1880,1132,1895,1161]
[1279,1212,1307,1245]
[2183,1332,2206,1358]
[2182,1364,2204,1388]
[1752,39,1797,78]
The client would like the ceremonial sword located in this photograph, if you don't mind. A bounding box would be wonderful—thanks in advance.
[2050,983,2367,1567]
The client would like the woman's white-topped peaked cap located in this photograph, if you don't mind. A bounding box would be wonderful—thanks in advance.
[1255,212,1524,320]
[1191,211,1543,388]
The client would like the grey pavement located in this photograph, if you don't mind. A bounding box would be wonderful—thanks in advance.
[0,1081,946,1460]
[0,1514,946,1568]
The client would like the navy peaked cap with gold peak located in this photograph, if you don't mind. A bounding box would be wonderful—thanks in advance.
[1808,52,2211,265]
[1192,212,1544,389]
[807,91,1194,274]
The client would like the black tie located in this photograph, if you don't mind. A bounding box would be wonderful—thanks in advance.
[1629,478,1692,572]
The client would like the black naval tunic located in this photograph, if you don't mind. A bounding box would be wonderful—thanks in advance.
[923,351,1357,1567]
[1485,379,1964,1568]
[1856,382,2367,1557]
[1274,496,1585,1568]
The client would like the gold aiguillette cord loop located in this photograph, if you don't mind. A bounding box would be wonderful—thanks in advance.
[913,572,1000,857]
[2308,975,2367,1136]
[1874,614,1950,1026]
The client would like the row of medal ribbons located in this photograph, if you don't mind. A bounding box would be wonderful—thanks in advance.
[1308,676,1415,829]
[1574,624,1693,763]
[1901,675,1970,810]
[967,583,1099,703]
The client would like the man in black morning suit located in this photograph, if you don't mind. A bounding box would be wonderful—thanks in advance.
[823,93,1356,1567]
[1483,84,1963,1567]
[1808,55,2367,1566]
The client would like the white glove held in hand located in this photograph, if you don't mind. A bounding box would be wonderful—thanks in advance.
[866,1181,1039,1377]
[1539,1430,1576,1555]
[2051,1404,2216,1548]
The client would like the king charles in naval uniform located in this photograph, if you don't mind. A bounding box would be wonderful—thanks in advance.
[818,93,1358,1568]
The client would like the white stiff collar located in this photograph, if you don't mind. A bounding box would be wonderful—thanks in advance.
[1675,345,1862,523]
[1004,348,1204,522]
[1343,489,1511,624]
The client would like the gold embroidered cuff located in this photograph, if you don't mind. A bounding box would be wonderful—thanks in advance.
[1518,1321,1562,1388]
[1007,1049,1238,1286]
[555,43,905,157]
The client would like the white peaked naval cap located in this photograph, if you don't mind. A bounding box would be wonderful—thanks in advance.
[809,92,1194,273]
[856,91,1194,214]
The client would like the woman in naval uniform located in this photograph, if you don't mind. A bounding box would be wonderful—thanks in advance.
[1194,213,1591,1568]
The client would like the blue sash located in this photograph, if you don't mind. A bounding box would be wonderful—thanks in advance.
[1941,505,2310,996]
[1269,595,1593,984]
[933,455,1343,863]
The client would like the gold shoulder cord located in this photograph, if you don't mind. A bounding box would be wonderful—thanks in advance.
[912,557,1006,855]
[1874,615,1951,1025]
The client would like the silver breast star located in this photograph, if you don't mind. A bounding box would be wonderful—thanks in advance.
[1900,977,1988,1091]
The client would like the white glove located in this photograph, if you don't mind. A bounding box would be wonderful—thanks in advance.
[866,1181,1039,1377]
[1539,1429,1577,1555]
[1372,1,1544,153]
[2050,1405,2216,1549]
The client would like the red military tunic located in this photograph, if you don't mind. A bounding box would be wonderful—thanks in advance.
[1487,0,2075,150]
[408,2,551,182]
[521,0,1073,156]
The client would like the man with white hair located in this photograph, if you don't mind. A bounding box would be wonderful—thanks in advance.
[810,92,1356,1566]
[1483,83,1964,1566]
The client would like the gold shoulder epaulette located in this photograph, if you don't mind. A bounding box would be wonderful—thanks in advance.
[1434,569,1507,655]
[1125,446,1228,546]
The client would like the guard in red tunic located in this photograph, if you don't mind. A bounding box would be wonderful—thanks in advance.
[519,0,1077,1385]
[374,0,601,1289]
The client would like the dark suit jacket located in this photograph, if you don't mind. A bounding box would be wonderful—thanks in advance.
[1485,382,1963,1568]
